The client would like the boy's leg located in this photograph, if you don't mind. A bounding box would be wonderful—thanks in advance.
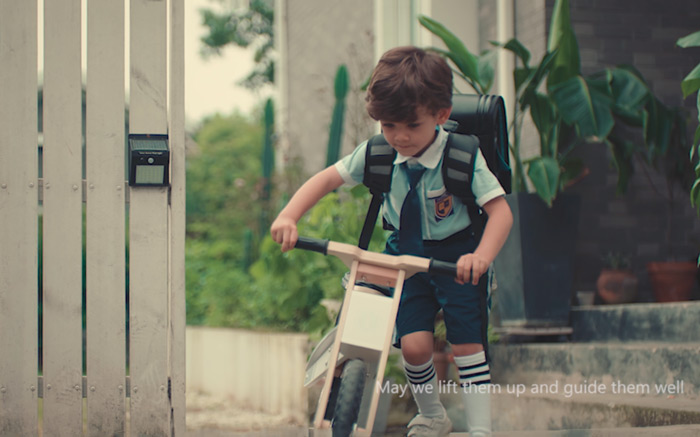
[401,331,443,417]
[401,331,452,436]
[391,255,450,435]
[431,267,491,436]
[452,344,492,437]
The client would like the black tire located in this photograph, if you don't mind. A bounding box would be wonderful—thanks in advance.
[332,359,366,437]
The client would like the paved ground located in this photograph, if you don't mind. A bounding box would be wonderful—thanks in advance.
[185,391,306,436]
[187,426,700,437]
[185,391,700,436]
[185,390,400,436]
[186,427,307,437]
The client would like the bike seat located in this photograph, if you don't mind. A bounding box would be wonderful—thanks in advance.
[356,282,392,297]
[341,272,392,297]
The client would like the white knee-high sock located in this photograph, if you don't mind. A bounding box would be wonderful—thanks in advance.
[454,351,492,436]
[403,357,445,418]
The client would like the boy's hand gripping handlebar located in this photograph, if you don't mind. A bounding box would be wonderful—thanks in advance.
[294,236,458,279]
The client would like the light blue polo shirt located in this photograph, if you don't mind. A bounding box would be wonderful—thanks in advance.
[335,126,505,241]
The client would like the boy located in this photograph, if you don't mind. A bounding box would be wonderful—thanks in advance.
[271,46,512,437]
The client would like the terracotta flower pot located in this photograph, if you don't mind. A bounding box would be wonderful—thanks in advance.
[646,261,697,302]
[596,269,638,304]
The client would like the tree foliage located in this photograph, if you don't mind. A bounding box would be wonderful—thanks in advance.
[186,112,386,334]
[186,112,264,325]
[199,0,274,90]
[186,113,262,241]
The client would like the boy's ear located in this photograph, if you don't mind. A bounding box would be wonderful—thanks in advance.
[436,107,452,125]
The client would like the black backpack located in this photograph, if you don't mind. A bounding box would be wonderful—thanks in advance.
[358,94,511,250]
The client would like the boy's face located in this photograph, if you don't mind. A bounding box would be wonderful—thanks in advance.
[380,106,451,157]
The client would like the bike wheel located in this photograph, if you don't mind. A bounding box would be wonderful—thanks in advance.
[332,359,366,437]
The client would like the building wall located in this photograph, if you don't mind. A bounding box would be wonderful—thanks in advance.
[276,0,483,178]
[512,0,549,162]
[276,0,375,178]
[478,0,547,162]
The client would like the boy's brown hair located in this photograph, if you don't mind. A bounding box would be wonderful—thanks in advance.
[365,46,452,123]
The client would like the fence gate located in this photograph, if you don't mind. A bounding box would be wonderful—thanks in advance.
[0,0,186,435]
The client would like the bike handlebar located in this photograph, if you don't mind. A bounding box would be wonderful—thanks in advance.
[295,236,330,255]
[294,236,457,278]
[427,259,458,277]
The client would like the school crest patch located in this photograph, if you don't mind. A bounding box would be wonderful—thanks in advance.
[434,193,453,221]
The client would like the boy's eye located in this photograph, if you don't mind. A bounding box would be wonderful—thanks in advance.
[382,123,395,129]
[408,123,421,128]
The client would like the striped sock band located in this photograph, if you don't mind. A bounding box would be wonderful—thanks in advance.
[454,350,490,387]
[403,357,444,418]
[404,358,436,385]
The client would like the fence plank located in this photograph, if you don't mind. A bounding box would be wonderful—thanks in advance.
[169,0,187,434]
[129,0,171,434]
[41,0,85,435]
[0,1,39,435]
[85,0,127,435]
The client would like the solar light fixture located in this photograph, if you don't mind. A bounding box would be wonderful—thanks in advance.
[128,134,170,187]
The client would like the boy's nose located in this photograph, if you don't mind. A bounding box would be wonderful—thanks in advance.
[395,130,410,142]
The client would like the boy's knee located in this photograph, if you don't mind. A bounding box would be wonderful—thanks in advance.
[451,342,484,357]
[402,348,432,365]
[401,331,435,365]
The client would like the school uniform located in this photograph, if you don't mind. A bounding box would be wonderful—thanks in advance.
[334,126,505,346]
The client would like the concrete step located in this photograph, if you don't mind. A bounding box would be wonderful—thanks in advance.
[449,425,700,436]
[489,391,700,432]
[571,301,700,343]
[489,342,700,397]
[444,391,700,433]
[384,378,700,433]
[186,424,700,436]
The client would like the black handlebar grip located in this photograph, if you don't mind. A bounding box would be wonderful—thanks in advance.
[294,237,330,255]
[429,259,458,277]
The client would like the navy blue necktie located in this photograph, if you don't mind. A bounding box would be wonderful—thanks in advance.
[399,163,426,256]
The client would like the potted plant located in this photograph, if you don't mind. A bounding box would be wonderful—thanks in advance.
[649,28,700,303]
[640,121,697,302]
[421,1,653,207]
[596,252,638,304]
[615,32,700,303]
[678,30,700,215]
[420,0,698,320]
[677,29,700,301]
[647,260,697,302]
[420,0,648,328]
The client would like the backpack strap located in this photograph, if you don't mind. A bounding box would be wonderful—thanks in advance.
[359,132,486,248]
[443,132,490,354]
[442,133,486,241]
[362,134,396,193]
[359,134,396,249]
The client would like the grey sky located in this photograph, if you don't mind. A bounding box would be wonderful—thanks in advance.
[185,0,261,123]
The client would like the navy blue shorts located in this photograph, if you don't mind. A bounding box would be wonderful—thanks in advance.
[385,230,486,348]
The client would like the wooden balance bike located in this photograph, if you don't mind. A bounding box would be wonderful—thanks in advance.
[296,237,457,437]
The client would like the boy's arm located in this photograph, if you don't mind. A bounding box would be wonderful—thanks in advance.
[456,195,513,285]
[270,165,345,252]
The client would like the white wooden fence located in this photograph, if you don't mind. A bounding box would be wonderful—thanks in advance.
[0,0,186,435]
